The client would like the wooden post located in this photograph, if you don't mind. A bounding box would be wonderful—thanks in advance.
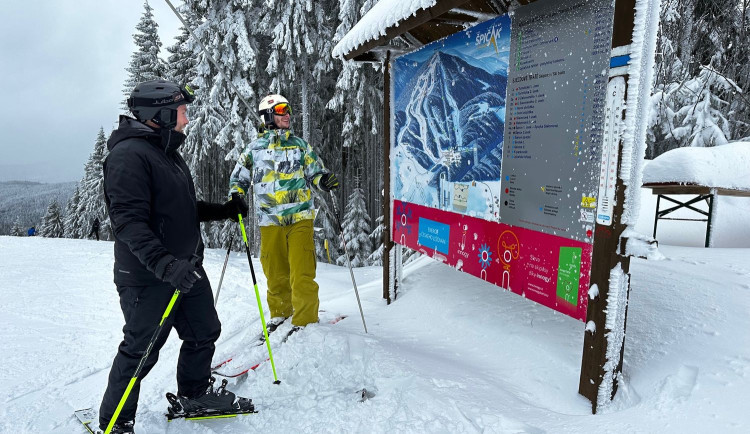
[578,0,638,414]
[652,194,661,239]
[706,189,717,248]
[382,50,395,303]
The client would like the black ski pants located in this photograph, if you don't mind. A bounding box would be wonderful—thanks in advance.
[98,274,221,428]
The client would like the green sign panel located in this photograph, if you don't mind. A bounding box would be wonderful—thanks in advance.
[556,247,582,305]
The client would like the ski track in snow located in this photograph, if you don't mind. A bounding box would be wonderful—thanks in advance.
[1,236,749,433]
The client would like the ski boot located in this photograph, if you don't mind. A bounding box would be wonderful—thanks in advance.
[267,316,288,333]
[282,325,304,343]
[166,376,254,420]
[100,420,135,434]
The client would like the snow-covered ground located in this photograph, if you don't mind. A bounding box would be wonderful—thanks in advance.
[1,232,748,433]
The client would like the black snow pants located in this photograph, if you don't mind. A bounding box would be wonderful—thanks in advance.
[98,273,221,428]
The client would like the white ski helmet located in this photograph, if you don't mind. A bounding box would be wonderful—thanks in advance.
[258,94,290,129]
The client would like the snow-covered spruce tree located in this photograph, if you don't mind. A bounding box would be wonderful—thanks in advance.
[122,0,167,110]
[165,6,201,87]
[10,216,24,236]
[40,201,64,238]
[67,128,110,239]
[314,198,341,263]
[258,0,337,144]
[367,214,384,266]
[327,0,384,244]
[671,65,737,148]
[63,184,81,237]
[649,0,750,156]
[336,178,372,268]
[178,0,260,251]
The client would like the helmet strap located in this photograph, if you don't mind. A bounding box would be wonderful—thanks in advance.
[262,111,278,130]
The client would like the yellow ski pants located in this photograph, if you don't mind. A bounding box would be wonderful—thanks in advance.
[260,219,319,326]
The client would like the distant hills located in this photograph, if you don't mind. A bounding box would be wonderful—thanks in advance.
[0,181,76,235]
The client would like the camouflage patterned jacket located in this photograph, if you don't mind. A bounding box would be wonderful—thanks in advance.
[229,129,329,227]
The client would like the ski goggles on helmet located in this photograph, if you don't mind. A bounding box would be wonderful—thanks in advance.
[272,103,292,116]
[181,84,197,103]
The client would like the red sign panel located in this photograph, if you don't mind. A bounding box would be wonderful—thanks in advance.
[393,200,592,321]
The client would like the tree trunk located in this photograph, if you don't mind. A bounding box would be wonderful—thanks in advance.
[302,54,310,142]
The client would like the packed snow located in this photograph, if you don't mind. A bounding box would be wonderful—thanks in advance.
[1,205,749,433]
[642,142,750,191]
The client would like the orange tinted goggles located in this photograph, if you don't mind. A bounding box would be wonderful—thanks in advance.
[272,103,292,115]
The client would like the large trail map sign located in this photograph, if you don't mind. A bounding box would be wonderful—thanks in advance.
[391,0,615,321]
[392,15,511,221]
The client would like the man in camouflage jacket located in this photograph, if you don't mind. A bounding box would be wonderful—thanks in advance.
[229,94,339,328]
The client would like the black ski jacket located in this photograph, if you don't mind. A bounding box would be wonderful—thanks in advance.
[104,116,221,286]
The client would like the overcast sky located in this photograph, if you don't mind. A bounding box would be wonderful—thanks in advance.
[0,0,183,183]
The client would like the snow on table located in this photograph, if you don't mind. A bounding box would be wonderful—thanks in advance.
[642,142,750,191]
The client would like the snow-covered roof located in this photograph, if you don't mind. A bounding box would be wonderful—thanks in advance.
[332,0,438,58]
[642,142,750,191]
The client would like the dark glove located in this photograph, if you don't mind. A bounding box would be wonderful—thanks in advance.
[224,193,249,222]
[317,173,339,192]
[161,259,202,293]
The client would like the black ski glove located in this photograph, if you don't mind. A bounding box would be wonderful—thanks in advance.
[317,173,339,192]
[161,259,202,293]
[224,193,249,222]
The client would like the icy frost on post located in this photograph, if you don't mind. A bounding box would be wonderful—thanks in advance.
[618,0,661,227]
[596,264,629,411]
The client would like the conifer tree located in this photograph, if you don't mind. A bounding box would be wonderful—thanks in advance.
[122,0,167,110]
[10,216,24,237]
[314,198,341,263]
[258,0,337,143]
[649,0,750,156]
[178,0,260,250]
[67,128,109,239]
[328,0,383,242]
[336,176,372,268]
[671,65,737,147]
[165,6,200,86]
[40,201,64,238]
[367,214,384,266]
[63,185,81,237]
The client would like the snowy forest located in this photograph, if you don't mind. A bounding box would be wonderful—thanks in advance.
[11,0,750,267]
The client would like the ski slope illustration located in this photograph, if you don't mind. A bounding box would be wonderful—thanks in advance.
[392,16,511,221]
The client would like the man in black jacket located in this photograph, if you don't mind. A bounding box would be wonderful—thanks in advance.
[98,79,251,433]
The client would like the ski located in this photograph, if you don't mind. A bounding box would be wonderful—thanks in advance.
[213,314,347,378]
[211,317,289,371]
[213,356,267,378]
[165,392,257,421]
[166,409,257,421]
[73,408,101,434]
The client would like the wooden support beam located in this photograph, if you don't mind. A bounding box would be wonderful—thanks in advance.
[382,51,394,303]
[579,0,642,414]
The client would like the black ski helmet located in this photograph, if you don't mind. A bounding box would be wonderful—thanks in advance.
[127,79,196,129]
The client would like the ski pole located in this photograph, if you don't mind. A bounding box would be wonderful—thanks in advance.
[105,289,182,434]
[214,234,234,306]
[237,214,281,384]
[328,190,368,334]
